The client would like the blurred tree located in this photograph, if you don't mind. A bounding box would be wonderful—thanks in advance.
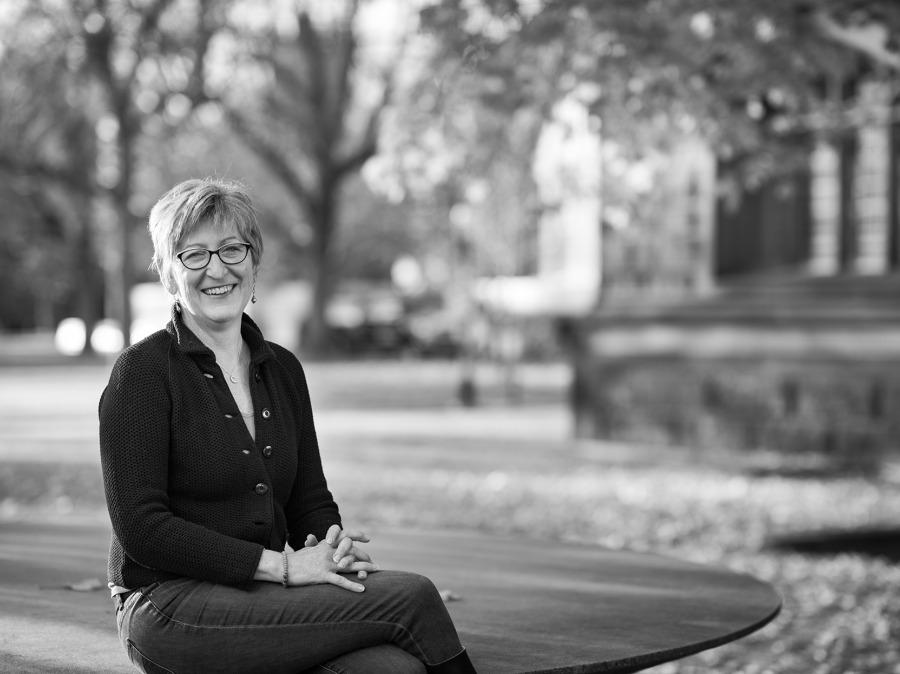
[417,0,900,186]
[208,0,410,354]
[335,173,419,282]
[0,0,228,345]
[74,0,225,345]
[368,3,584,295]
[0,14,103,343]
[364,0,898,320]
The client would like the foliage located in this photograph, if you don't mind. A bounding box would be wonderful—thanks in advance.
[412,0,900,205]
[3,0,899,343]
[0,16,102,333]
[0,0,227,339]
[0,0,420,342]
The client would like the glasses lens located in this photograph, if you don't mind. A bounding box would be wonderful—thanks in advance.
[181,250,210,269]
[220,243,249,263]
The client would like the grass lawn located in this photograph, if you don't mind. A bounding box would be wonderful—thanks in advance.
[1,359,899,673]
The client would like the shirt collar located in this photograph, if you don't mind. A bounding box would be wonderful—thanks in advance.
[166,304,276,365]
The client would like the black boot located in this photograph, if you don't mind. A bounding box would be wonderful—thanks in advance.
[426,649,478,674]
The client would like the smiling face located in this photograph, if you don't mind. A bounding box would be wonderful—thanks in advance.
[168,219,255,333]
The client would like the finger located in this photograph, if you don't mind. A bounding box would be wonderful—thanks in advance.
[327,572,365,593]
[305,534,318,548]
[336,529,371,543]
[345,561,379,573]
[332,537,354,563]
[342,545,372,564]
[336,554,356,569]
[357,570,368,580]
[325,525,342,546]
[338,545,372,563]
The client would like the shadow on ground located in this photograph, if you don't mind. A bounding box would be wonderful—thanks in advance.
[766,527,900,563]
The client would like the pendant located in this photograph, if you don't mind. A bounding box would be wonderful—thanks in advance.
[230,375,238,383]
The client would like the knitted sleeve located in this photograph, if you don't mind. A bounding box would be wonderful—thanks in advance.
[99,343,264,586]
[272,345,342,546]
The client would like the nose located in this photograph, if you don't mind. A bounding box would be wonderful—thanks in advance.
[205,252,228,277]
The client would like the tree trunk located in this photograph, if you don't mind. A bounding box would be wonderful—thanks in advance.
[304,255,331,357]
[114,111,137,347]
[75,214,104,357]
[115,193,134,347]
[302,190,337,357]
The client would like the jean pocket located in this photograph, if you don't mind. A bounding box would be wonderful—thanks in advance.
[126,639,176,674]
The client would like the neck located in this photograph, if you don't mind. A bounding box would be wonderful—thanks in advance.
[181,311,243,360]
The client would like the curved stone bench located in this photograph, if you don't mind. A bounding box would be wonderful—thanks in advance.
[0,521,780,674]
[369,530,780,674]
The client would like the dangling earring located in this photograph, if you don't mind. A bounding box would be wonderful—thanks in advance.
[173,296,182,312]
[251,283,257,304]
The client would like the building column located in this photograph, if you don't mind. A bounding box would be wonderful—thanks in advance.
[677,136,717,294]
[890,106,900,268]
[808,140,841,275]
[853,81,892,275]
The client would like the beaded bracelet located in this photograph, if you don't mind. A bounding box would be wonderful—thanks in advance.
[282,550,289,588]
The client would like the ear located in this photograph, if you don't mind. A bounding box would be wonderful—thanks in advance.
[160,274,177,297]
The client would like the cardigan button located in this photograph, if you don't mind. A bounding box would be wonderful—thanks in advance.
[262,445,273,458]
[262,408,271,419]
[255,483,269,496]
[255,372,261,382]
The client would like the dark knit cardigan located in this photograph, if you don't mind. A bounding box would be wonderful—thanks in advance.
[99,308,341,590]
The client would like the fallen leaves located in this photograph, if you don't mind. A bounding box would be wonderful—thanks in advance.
[439,589,462,602]
[333,460,900,674]
[39,577,104,592]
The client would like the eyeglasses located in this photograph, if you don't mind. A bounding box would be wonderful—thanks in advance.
[176,242,253,270]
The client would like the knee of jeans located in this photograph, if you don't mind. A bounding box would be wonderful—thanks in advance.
[394,655,427,674]
[400,572,444,610]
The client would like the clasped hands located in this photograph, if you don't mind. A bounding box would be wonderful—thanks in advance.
[287,524,378,593]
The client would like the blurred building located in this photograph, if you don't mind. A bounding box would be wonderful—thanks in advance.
[601,136,716,302]
[569,74,900,472]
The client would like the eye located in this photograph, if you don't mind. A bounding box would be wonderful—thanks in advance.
[182,249,208,265]
[220,244,246,260]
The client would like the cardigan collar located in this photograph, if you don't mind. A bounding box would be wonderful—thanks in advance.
[166,305,276,366]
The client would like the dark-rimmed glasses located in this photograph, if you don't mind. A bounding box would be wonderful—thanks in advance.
[176,242,253,270]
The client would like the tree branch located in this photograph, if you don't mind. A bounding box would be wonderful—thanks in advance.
[812,11,900,71]
[224,108,317,221]
[265,48,321,134]
[298,11,329,149]
[181,0,221,107]
[137,0,177,42]
[333,25,408,178]
[269,48,312,103]
[327,1,360,143]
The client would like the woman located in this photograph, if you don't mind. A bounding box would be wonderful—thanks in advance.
[99,178,478,674]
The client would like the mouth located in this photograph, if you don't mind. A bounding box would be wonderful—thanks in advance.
[201,284,236,297]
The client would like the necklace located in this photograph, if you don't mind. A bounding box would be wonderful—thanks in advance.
[221,363,239,383]
[218,344,245,384]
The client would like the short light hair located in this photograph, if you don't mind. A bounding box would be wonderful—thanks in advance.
[148,178,264,290]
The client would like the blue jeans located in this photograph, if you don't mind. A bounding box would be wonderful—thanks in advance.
[115,570,464,674]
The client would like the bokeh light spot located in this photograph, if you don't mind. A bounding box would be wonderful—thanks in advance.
[55,318,86,356]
